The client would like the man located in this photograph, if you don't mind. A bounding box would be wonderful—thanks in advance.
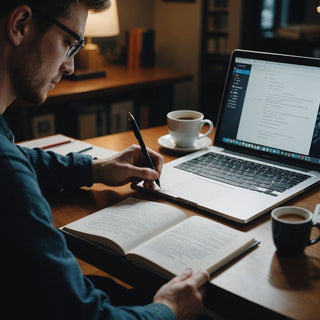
[0,0,209,319]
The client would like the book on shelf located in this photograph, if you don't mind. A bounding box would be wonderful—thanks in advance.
[207,12,228,30]
[208,0,228,9]
[127,28,155,68]
[67,102,108,139]
[139,105,150,129]
[276,24,320,40]
[77,106,108,140]
[31,113,55,138]
[110,100,134,133]
[207,37,228,54]
[61,197,259,278]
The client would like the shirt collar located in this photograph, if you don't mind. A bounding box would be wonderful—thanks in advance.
[0,114,15,143]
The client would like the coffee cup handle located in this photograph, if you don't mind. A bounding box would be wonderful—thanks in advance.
[199,119,214,139]
[308,222,320,246]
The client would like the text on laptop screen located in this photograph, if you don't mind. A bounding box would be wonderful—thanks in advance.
[217,56,320,166]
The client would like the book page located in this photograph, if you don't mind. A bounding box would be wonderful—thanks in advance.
[128,216,256,278]
[62,198,187,255]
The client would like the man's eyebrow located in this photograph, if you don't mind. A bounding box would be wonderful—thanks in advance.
[52,18,82,41]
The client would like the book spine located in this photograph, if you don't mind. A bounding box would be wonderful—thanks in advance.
[110,100,134,133]
[127,28,155,68]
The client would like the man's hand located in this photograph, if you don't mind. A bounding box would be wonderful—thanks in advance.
[92,144,163,188]
[153,268,209,320]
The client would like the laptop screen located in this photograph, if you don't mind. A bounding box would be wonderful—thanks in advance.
[215,50,320,169]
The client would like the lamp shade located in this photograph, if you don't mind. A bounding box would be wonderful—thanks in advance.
[85,0,120,37]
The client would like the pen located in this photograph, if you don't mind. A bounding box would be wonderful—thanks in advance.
[77,146,93,153]
[128,112,161,188]
[41,140,72,149]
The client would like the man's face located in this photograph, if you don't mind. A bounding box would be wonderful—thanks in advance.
[8,3,88,105]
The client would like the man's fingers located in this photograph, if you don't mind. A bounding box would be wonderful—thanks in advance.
[146,147,163,173]
[199,285,207,299]
[174,267,194,282]
[174,268,209,287]
[188,269,210,288]
[128,165,159,181]
[143,180,156,190]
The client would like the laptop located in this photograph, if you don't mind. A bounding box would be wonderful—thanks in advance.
[134,49,320,224]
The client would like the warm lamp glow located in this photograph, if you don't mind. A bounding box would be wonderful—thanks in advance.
[317,6,320,13]
[85,0,120,37]
[77,0,120,72]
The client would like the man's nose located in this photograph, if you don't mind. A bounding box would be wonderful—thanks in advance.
[60,58,75,76]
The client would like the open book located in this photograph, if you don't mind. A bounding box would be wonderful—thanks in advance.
[62,198,259,278]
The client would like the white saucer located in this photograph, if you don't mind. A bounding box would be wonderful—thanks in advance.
[158,134,212,153]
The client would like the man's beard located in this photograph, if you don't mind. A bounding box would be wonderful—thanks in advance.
[9,45,47,106]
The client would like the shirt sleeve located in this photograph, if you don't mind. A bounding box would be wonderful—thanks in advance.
[17,145,93,191]
[0,137,176,319]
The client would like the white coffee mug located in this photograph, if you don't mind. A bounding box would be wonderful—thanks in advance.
[167,110,213,148]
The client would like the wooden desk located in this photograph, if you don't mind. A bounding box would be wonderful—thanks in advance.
[51,126,320,320]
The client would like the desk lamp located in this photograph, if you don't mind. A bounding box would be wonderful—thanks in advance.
[75,0,120,78]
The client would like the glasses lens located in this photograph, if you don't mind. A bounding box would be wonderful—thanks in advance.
[66,41,85,60]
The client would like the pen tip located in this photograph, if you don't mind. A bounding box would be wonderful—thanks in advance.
[128,112,134,121]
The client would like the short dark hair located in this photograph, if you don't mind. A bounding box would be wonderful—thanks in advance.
[0,0,111,19]
[0,0,111,37]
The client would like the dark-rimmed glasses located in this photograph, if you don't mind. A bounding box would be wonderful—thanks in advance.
[52,18,85,61]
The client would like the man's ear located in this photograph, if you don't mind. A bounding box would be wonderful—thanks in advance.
[7,5,33,46]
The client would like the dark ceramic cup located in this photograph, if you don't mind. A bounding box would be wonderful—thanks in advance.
[271,206,320,256]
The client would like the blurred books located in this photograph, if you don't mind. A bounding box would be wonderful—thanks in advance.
[110,100,134,133]
[276,24,320,40]
[127,28,155,68]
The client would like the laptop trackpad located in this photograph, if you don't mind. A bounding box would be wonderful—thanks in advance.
[170,178,233,203]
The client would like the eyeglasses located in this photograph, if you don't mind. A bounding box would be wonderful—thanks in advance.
[52,18,85,60]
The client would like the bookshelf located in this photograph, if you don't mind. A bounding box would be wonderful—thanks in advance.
[200,0,242,124]
[5,66,192,142]
[241,1,320,58]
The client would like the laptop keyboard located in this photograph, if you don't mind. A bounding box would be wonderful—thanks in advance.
[174,152,311,196]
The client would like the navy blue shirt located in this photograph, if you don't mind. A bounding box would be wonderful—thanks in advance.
[0,115,175,319]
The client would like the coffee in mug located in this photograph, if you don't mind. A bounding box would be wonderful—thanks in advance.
[167,110,213,148]
[271,206,320,256]
[277,213,307,222]
[176,117,198,121]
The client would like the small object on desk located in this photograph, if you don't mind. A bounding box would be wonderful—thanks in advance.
[158,134,212,153]
[128,112,161,188]
[77,146,93,153]
[313,204,320,224]
[271,206,320,256]
[18,134,117,158]
[41,140,72,150]
[63,70,106,81]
